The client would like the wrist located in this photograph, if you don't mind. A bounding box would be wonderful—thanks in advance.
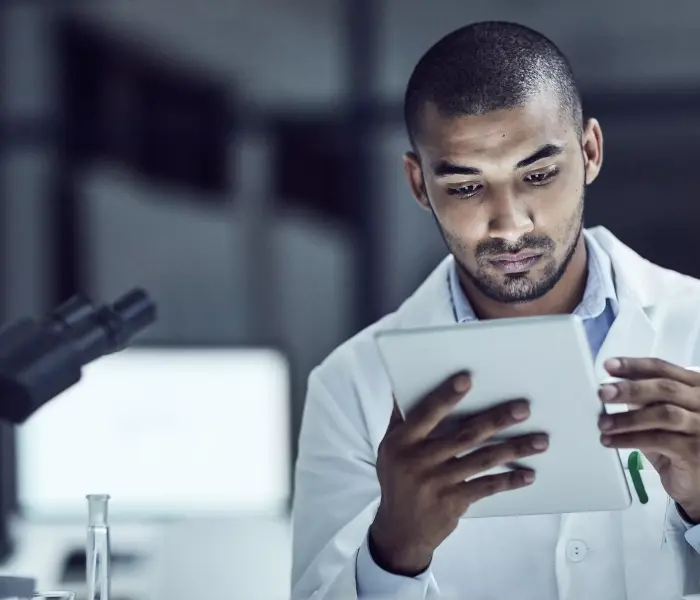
[369,512,433,576]
[678,502,700,525]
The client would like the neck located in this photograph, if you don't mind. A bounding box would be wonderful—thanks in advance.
[460,233,588,320]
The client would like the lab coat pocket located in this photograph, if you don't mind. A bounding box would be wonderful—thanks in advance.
[621,461,679,600]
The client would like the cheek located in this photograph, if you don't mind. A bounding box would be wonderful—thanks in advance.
[431,196,482,236]
[435,208,483,262]
[527,177,581,229]
[427,185,486,233]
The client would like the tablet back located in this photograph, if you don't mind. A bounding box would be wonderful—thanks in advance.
[375,315,632,518]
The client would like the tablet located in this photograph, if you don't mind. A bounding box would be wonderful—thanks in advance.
[374,314,632,518]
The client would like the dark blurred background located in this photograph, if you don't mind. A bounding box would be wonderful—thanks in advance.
[1,1,699,598]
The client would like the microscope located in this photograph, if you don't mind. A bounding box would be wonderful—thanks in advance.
[0,288,157,599]
[0,288,156,424]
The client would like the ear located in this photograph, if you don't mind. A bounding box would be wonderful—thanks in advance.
[581,118,603,185]
[403,151,431,211]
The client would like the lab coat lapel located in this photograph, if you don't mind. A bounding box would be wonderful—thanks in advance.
[591,226,658,382]
[593,289,657,381]
[592,230,658,450]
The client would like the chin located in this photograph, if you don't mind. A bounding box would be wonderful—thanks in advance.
[477,272,558,304]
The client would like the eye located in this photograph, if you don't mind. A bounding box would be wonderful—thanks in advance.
[446,183,483,199]
[525,168,559,185]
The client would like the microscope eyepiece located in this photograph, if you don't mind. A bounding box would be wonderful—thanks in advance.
[0,288,157,424]
[110,288,157,349]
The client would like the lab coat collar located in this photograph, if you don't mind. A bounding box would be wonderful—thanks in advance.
[393,226,658,379]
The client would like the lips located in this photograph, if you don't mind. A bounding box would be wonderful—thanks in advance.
[490,251,541,262]
[489,252,543,274]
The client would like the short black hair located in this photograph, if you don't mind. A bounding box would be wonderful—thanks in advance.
[404,21,583,148]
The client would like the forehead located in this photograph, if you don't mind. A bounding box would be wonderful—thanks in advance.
[416,93,576,164]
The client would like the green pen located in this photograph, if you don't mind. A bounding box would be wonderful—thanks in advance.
[628,450,648,504]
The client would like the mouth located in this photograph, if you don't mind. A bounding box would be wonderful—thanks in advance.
[488,251,543,274]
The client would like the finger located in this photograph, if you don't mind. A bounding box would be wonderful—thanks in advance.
[452,469,536,510]
[599,378,698,411]
[600,430,698,461]
[402,373,471,442]
[599,404,700,435]
[605,357,700,387]
[426,400,532,463]
[438,434,549,484]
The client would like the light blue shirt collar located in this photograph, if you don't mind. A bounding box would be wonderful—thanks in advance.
[448,229,618,323]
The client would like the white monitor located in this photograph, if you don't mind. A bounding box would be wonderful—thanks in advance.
[16,346,291,519]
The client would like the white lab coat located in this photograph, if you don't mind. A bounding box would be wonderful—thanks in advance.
[291,227,700,600]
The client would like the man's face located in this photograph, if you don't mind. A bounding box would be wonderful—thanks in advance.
[404,91,603,304]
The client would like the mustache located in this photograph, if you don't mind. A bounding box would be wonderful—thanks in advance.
[476,234,555,260]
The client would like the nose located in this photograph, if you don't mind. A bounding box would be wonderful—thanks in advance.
[487,191,534,243]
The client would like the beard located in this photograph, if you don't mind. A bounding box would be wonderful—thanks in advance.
[434,189,585,304]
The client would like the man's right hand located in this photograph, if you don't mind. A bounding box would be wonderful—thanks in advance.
[368,372,549,576]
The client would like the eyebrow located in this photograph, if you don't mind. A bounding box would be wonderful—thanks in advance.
[432,143,565,178]
[516,143,565,169]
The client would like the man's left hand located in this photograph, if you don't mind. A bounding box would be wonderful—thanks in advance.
[598,357,700,523]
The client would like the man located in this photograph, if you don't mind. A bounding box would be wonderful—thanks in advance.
[291,22,700,600]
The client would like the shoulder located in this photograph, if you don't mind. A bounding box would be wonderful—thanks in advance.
[588,226,700,305]
[310,311,397,398]
[310,255,454,394]
[299,311,401,450]
[590,226,700,363]
[648,267,700,364]
[304,257,454,448]
[633,248,700,300]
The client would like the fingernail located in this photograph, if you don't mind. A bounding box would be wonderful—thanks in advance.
[599,385,618,401]
[532,437,549,451]
[601,435,612,446]
[605,358,622,371]
[453,375,470,393]
[599,416,613,431]
[511,404,530,420]
[522,471,536,484]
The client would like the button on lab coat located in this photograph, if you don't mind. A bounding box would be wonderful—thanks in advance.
[291,227,700,600]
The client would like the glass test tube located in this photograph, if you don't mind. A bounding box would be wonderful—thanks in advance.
[86,494,111,600]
